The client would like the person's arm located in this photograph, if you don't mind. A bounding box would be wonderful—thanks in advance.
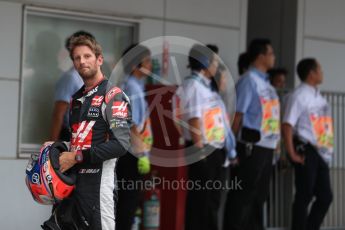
[233,76,254,135]
[282,93,305,164]
[130,125,146,154]
[130,125,151,174]
[188,117,203,148]
[61,87,131,169]
[60,88,131,171]
[84,87,131,163]
[232,112,243,136]
[183,81,204,148]
[51,71,82,140]
[50,101,69,140]
[282,123,304,164]
[122,82,149,155]
[172,93,183,136]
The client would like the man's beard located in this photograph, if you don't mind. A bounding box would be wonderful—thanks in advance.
[78,67,97,80]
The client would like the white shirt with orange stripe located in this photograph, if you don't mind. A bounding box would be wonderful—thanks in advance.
[174,72,226,149]
[283,83,334,163]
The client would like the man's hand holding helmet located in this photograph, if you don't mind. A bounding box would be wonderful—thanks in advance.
[59,151,79,173]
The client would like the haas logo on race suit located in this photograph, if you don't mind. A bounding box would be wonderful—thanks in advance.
[105,87,122,103]
[91,96,104,107]
[71,121,96,151]
[85,86,98,97]
[112,101,128,119]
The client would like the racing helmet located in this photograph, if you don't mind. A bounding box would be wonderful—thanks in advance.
[25,142,76,205]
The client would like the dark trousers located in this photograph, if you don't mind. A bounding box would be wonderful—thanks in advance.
[291,146,333,230]
[223,142,274,230]
[185,143,226,230]
[116,153,143,230]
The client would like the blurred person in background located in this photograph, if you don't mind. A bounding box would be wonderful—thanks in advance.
[224,38,279,230]
[237,52,250,77]
[116,43,153,230]
[173,44,236,230]
[268,67,287,90]
[282,58,333,230]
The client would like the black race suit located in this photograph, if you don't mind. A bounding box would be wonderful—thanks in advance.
[54,79,131,230]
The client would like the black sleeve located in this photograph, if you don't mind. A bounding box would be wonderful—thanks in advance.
[82,85,132,164]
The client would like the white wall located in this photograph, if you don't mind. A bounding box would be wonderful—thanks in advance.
[0,2,21,159]
[138,0,247,81]
[296,0,345,92]
[0,0,247,229]
[0,160,52,229]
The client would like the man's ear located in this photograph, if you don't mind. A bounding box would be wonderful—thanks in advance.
[307,70,314,79]
[97,54,104,66]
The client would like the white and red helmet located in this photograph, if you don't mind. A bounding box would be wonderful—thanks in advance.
[25,142,76,205]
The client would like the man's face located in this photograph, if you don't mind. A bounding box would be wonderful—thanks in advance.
[311,62,324,84]
[206,55,219,78]
[263,45,275,69]
[72,45,103,80]
[272,74,286,89]
[218,71,228,93]
[138,55,152,77]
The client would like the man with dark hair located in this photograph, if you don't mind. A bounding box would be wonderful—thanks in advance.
[268,67,288,89]
[247,38,273,63]
[173,44,236,230]
[116,43,152,230]
[206,44,219,54]
[65,31,95,51]
[224,38,279,230]
[51,31,95,141]
[121,43,152,75]
[283,58,333,230]
[42,35,131,230]
[296,58,319,82]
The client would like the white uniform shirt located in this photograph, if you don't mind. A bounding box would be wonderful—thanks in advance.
[174,72,226,149]
[283,83,334,163]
